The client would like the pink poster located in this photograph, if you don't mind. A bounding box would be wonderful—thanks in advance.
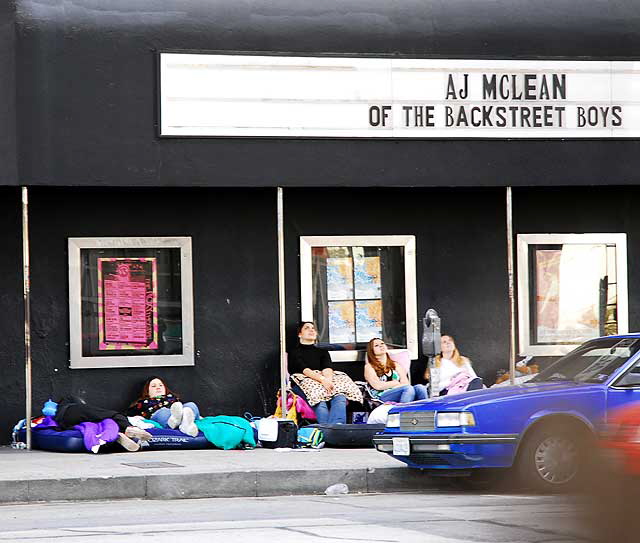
[97,258,158,350]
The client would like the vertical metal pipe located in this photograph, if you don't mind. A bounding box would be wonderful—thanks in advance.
[277,187,288,416]
[506,187,516,385]
[22,187,32,450]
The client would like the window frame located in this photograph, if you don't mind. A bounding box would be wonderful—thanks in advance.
[517,233,628,357]
[300,235,417,361]
[68,236,195,369]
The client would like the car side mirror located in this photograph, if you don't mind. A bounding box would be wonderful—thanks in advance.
[616,372,640,387]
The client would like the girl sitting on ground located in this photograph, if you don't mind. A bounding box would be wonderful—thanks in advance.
[425,335,483,395]
[126,377,201,437]
[288,321,363,424]
[365,338,428,403]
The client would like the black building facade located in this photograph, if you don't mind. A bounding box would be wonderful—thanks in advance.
[2,1,640,443]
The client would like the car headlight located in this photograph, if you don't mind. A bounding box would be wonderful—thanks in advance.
[436,411,476,428]
[386,413,400,428]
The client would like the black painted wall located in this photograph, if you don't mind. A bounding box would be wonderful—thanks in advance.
[0,188,23,443]
[4,3,640,443]
[0,1,16,185]
[4,185,640,443]
[0,187,281,444]
[514,185,640,333]
[283,187,511,386]
[13,0,640,190]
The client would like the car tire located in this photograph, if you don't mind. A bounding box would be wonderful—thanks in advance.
[516,422,590,492]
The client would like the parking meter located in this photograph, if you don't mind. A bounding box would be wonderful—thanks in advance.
[422,308,441,356]
[422,309,441,397]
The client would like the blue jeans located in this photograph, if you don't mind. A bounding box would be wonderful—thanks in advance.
[151,401,201,428]
[290,382,348,424]
[379,384,428,403]
[313,394,347,424]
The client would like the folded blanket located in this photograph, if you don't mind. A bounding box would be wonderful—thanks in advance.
[195,416,256,450]
[290,371,363,406]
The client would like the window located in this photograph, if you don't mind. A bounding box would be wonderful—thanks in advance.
[300,235,417,361]
[517,233,628,356]
[68,237,194,368]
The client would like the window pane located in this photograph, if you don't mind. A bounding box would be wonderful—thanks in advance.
[530,243,617,345]
[326,255,353,300]
[312,245,406,350]
[328,300,355,343]
[355,299,382,342]
[354,251,381,298]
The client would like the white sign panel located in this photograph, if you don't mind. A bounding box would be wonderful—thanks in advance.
[160,53,640,138]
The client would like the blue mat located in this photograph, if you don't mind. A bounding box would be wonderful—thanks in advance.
[17,426,212,453]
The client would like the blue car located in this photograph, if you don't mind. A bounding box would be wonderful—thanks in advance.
[373,334,640,490]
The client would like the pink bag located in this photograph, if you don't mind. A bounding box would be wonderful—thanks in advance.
[294,394,316,421]
[277,392,317,421]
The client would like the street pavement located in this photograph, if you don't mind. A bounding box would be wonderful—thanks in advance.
[0,445,441,503]
[0,492,592,542]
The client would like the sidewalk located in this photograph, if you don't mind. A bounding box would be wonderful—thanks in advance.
[0,446,438,504]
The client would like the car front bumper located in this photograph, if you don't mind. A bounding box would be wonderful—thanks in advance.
[372,432,519,469]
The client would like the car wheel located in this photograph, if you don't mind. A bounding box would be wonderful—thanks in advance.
[516,423,589,492]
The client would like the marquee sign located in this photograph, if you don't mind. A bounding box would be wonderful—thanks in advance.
[159,53,640,138]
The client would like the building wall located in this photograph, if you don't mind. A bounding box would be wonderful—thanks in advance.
[14,0,640,190]
[0,1,16,185]
[3,185,512,444]
[283,187,511,385]
[5,3,640,443]
[0,187,281,444]
[514,185,640,335]
[3,185,640,443]
[0,188,24,443]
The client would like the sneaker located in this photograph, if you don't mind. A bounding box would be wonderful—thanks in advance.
[124,426,152,442]
[179,406,198,437]
[167,402,183,429]
[117,432,140,452]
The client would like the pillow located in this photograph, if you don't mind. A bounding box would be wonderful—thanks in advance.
[390,350,411,374]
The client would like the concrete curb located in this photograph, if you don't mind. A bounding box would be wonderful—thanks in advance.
[0,466,438,504]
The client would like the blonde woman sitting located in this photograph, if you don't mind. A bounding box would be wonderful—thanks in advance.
[425,335,483,395]
[365,338,428,403]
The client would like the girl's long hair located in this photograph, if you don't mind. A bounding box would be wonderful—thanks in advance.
[434,336,466,368]
[366,338,396,377]
[129,376,176,407]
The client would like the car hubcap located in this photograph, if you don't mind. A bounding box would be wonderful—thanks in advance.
[534,436,579,484]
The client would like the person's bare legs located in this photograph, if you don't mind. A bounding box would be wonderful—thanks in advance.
[117,433,140,451]
[125,427,152,441]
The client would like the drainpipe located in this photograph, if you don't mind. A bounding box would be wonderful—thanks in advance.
[277,188,288,415]
[22,187,32,449]
[506,187,516,385]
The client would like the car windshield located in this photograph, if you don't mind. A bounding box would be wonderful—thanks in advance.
[531,337,640,384]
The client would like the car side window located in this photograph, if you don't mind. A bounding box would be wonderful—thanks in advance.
[628,360,640,374]
[613,358,640,388]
